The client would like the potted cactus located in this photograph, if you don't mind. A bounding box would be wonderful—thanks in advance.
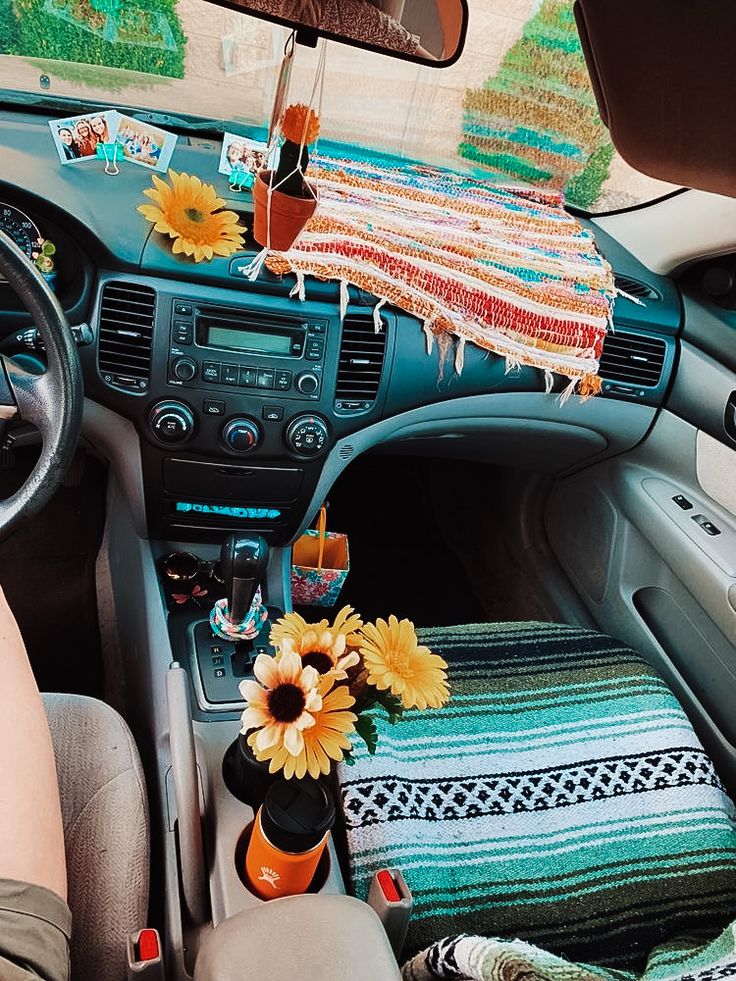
[253,103,320,252]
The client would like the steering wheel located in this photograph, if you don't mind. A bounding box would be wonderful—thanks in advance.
[0,229,83,543]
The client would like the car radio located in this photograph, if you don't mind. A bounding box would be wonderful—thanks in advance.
[167,299,327,400]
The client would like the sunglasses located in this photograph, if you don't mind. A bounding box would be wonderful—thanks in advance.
[160,552,224,608]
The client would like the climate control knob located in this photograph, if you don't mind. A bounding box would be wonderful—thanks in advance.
[295,371,320,396]
[285,415,329,457]
[222,418,260,455]
[149,401,195,445]
[172,356,197,381]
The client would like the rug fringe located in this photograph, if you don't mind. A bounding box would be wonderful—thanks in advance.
[289,270,306,301]
[240,247,269,281]
[340,280,350,322]
[373,297,387,333]
[455,336,466,374]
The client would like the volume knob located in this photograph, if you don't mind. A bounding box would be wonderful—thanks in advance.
[172,356,197,381]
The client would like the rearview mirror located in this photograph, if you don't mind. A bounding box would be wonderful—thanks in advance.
[204,0,468,66]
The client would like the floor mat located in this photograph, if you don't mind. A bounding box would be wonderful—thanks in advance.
[296,455,486,627]
[0,448,107,696]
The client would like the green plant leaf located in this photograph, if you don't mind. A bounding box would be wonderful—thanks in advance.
[375,691,405,725]
[354,714,379,755]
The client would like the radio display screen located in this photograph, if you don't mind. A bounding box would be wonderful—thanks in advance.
[206,323,293,356]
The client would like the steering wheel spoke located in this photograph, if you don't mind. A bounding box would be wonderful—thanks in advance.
[0,354,54,436]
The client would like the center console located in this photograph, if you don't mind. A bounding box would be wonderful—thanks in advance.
[81,272,395,545]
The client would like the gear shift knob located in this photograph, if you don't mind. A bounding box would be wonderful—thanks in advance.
[220,534,269,624]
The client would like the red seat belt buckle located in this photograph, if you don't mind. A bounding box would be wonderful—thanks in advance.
[127,928,164,979]
[377,869,401,903]
[138,930,159,962]
[368,868,413,957]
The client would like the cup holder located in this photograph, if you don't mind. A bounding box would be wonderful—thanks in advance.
[234,821,331,900]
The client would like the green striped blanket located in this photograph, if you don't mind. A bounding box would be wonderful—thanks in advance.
[402,927,736,981]
[337,623,736,969]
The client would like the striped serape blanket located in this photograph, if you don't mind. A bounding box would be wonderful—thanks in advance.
[337,623,736,970]
[403,926,736,981]
[264,158,616,395]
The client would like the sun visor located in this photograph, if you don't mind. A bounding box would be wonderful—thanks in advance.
[573,0,736,198]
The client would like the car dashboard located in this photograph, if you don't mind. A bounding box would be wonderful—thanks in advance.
[0,108,682,545]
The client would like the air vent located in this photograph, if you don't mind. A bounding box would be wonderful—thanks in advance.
[98,282,156,392]
[599,331,667,387]
[614,274,660,301]
[334,314,387,413]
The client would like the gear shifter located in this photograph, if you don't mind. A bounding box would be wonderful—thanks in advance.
[220,534,269,624]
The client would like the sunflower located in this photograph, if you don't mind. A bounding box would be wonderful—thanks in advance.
[359,616,450,710]
[250,675,357,779]
[239,650,322,758]
[281,103,321,145]
[137,170,246,263]
[270,606,363,680]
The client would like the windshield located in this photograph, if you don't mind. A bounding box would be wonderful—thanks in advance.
[0,0,677,213]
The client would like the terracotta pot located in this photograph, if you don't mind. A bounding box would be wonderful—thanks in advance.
[252,170,318,251]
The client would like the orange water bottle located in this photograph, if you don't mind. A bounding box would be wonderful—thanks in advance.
[245,778,335,900]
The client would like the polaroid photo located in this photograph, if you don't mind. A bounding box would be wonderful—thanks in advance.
[49,110,121,165]
[114,115,177,173]
[219,133,272,180]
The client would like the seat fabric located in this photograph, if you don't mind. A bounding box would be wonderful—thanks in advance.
[337,622,736,970]
[43,694,150,981]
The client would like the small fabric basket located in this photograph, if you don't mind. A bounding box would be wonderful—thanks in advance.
[291,507,349,607]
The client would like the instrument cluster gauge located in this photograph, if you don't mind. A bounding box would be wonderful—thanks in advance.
[0,205,43,284]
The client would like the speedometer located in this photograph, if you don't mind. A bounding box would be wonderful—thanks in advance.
[0,204,42,263]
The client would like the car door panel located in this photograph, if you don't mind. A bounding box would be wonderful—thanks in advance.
[546,386,736,784]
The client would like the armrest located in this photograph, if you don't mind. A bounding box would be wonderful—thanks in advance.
[193,894,401,981]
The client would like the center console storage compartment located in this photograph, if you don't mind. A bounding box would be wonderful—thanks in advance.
[163,459,304,502]
[193,895,401,981]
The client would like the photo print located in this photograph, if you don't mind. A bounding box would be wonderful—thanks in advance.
[218,133,271,179]
[49,110,121,165]
[114,115,178,172]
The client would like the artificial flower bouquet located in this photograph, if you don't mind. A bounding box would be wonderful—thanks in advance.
[240,607,450,780]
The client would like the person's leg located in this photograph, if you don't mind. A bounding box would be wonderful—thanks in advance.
[0,586,67,901]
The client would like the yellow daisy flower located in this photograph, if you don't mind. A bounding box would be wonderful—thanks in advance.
[239,650,322,758]
[137,170,246,263]
[250,675,357,779]
[270,606,363,680]
[359,616,450,710]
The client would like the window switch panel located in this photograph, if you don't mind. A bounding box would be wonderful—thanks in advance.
[692,514,722,536]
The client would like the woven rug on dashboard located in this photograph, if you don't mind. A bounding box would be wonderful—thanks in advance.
[337,622,736,970]
[264,158,617,396]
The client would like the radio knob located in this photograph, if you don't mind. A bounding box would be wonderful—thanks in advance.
[149,401,194,445]
[295,371,319,396]
[222,418,260,455]
[285,415,329,457]
[172,356,197,381]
